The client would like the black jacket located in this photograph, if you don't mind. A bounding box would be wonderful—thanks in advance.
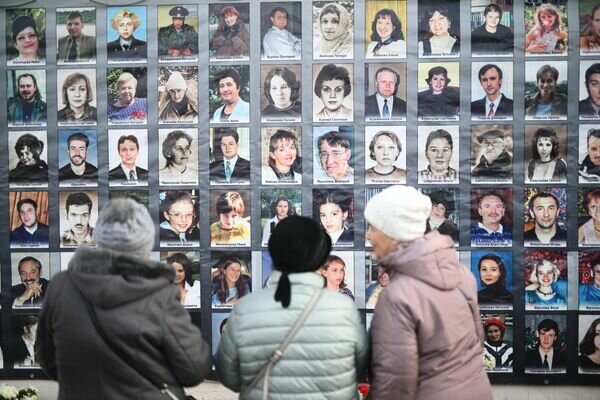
[364,94,406,119]
[209,157,250,183]
[471,95,513,119]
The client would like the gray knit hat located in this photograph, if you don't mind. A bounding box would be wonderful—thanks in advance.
[94,198,155,257]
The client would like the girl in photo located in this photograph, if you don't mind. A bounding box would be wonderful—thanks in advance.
[526,127,567,183]
[476,253,513,306]
[525,259,567,308]
[314,190,353,246]
[211,257,250,306]
[159,191,199,245]
[321,254,354,300]
[525,3,567,54]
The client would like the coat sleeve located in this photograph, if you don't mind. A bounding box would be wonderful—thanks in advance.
[352,307,369,380]
[215,308,242,392]
[162,287,212,386]
[371,292,419,400]
[36,277,59,379]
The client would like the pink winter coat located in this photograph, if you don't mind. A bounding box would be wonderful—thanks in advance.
[370,230,493,400]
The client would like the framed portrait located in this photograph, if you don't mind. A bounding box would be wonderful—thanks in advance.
[578,187,600,247]
[12,314,42,369]
[524,61,568,121]
[313,63,354,122]
[419,188,459,246]
[11,252,51,309]
[107,67,148,125]
[6,8,46,66]
[159,128,198,186]
[365,0,407,59]
[6,69,47,128]
[210,250,253,307]
[417,62,460,121]
[579,124,600,183]
[471,62,514,121]
[261,127,302,185]
[524,250,568,311]
[210,190,251,247]
[321,251,356,301]
[157,4,199,63]
[208,65,250,124]
[524,125,567,184]
[471,124,513,184]
[313,188,354,247]
[108,129,148,187]
[470,188,513,248]
[524,1,568,56]
[364,63,407,121]
[524,314,567,374]
[211,311,231,354]
[160,251,201,308]
[8,131,48,188]
[523,187,567,247]
[106,6,148,64]
[158,67,199,124]
[313,126,354,184]
[471,251,513,310]
[578,251,600,311]
[365,251,385,309]
[59,190,98,248]
[159,190,200,248]
[260,64,302,123]
[260,2,302,60]
[208,3,250,61]
[579,60,600,120]
[312,1,354,60]
[578,315,600,373]
[260,188,302,246]
[58,129,98,187]
[209,127,251,185]
[365,126,406,184]
[580,0,600,56]
[417,0,460,58]
[56,7,96,65]
[470,1,514,57]
[417,125,459,185]
[481,313,513,373]
[57,69,97,126]
[9,191,49,249]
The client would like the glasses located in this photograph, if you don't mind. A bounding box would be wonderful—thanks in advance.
[481,139,504,147]
[319,150,346,160]
[168,212,194,221]
[173,146,192,154]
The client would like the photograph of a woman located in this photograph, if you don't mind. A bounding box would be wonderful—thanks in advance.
[579,316,600,372]
[209,5,250,60]
[524,62,567,120]
[473,252,513,308]
[482,316,513,372]
[525,2,568,55]
[423,189,459,245]
[261,66,301,122]
[262,128,302,185]
[525,126,567,183]
[107,70,147,125]
[580,4,600,54]
[57,71,97,125]
[313,2,354,59]
[158,68,199,124]
[313,189,354,247]
[159,129,198,186]
[364,128,406,184]
[210,191,251,247]
[159,190,199,247]
[418,127,459,184]
[313,63,353,122]
[366,8,406,58]
[418,4,460,57]
[417,65,460,120]
[164,252,200,308]
[525,256,567,310]
[578,188,600,246]
[106,7,147,62]
[261,194,298,246]
[210,67,249,123]
[211,256,251,307]
[7,12,46,65]
[321,254,354,301]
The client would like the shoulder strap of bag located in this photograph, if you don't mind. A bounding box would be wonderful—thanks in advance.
[66,272,182,400]
[240,288,323,400]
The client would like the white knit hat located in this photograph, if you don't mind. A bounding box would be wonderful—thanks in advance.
[364,185,432,242]
[165,71,187,91]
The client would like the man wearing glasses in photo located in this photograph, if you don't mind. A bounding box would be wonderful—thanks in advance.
[472,129,512,181]
[316,131,353,183]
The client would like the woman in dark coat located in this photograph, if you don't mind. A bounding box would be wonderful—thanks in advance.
[209,6,250,58]
[417,66,459,119]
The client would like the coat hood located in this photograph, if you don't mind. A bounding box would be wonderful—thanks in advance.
[381,230,463,291]
[67,247,175,309]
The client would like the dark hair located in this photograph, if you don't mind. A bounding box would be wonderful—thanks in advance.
[23,315,38,329]
[17,74,40,100]
[587,129,600,145]
[221,6,240,18]
[477,253,506,287]
[320,4,341,21]
[117,135,139,151]
[314,189,353,224]
[263,67,300,105]
[579,318,600,355]
[369,130,402,161]
[162,130,192,167]
[585,63,600,84]
[166,253,192,284]
[484,4,502,17]
[215,127,239,145]
[160,191,194,215]
[425,66,451,87]
[15,133,43,159]
[12,15,38,42]
[370,9,404,42]
[270,7,288,19]
[216,191,245,216]
[65,192,92,213]
[428,190,455,216]
[478,64,503,81]
[67,132,89,147]
[269,196,296,218]
[213,68,241,89]
[477,191,505,208]
[18,256,42,274]
[528,191,559,214]
[17,198,38,213]
[425,129,453,152]
[531,128,559,160]
[421,5,456,39]
[537,318,559,336]
[314,64,351,98]
[321,254,348,289]
[219,317,229,335]
[536,64,559,82]
[66,11,84,22]
[62,72,94,106]
[374,67,400,95]
[214,256,249,304]
[584,188,600,211]
[268,129,300,169]
[317,131,350,150]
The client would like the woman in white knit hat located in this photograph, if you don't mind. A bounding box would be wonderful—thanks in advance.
[365,185,492,400]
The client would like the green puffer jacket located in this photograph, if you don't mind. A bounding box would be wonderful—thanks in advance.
[216,271,368,400]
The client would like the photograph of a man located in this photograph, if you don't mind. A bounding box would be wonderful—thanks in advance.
[580,62,600,119]
[471,63,513,120]
[9,132,48,186]
[262,4,301,59]
[365,65,407,121]
[57,9,96,64]
[524,190,567,246]
[579,255,600,309]
[108,132,148,186]
[471,127,513,183]
[60,191,96,247]
[59,131,98,186]
[7,72,47,126]
[209,128,250,185]
[471,3,514,55]
[579,127,600,182]
[314,128,354,184]
[471,189,512,247]
[158,6,198,61]
[10,196,49,248]
[12,256,49,307]
[158,68,198,123]
[525,318,567,373]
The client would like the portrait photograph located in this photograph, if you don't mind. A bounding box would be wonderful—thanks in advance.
[58,129,98,187]
[419,188,459,246]
[364,63,407,121]
[56,7,96,65]
[321,251,356,302]
[11,252,51,309]
[313,126,354,184]
[365,126,406,185]
[261,2,302,60]
[159,190,200,248]
[417,125,459,185]
[57,69,97,126]
[471,124,513,184]
[159,128,198,186]
[578,187,600,247]
[524,60,568,120]
[9,191,49,249]
[160,251,201,308]
[417,0,460,58]
[158,67,199,124]
[210,190,251,248]
[106,6,147,64]
[211,311,231,354]
[524,125,567,184]
[471,62,514,121]
[107,67,147,125]
[211,251,253,308]
[580,0,600,55]
[313,188,354,247]
[581,125,600,183]
[209,127,251,185]
[578,251,600,311]
[578,315,600,373]
[471,251,513,310]
[261,127,302,185]
[365,251,385,309]
[59,190,98,249]
[579,60,600,120]
[108,129,148,187]
[260,64,302,123]
[313,1,354,59]
[260,188,302,246]
[208,3,250,61]
[208,65,250,124]
[523,187,567,248]
[313,63,354,122]
[365,188,384,247]
[524,314,567,374]
[157,4,199,63]
[6,69,47,127]
[12,314,42,369]
[417,62,460,121]
[470,188,513,248]
[365,1,407,59]
[6,8,46,66]
[8,130,48,188]
[470,1,514,57]
[525,0,568,56]
[524,250,568,311]
[481,313,513,373]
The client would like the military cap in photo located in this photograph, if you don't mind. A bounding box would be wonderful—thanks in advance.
[477,129,505,144]
[169,6,189,18]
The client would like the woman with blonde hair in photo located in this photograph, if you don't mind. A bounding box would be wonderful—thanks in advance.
[525,3,567,54]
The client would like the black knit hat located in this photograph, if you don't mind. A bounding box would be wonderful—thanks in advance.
[268,216,331,307]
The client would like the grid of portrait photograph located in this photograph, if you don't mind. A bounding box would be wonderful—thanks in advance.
[1,0,600,383]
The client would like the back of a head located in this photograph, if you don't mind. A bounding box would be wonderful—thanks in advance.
[94,198,155,258]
